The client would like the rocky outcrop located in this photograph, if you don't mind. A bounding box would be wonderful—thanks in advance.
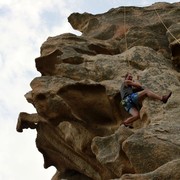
[17,2,180,180]
[119,159,180,180]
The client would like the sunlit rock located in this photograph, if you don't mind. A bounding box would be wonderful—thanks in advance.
[17,2,180,180]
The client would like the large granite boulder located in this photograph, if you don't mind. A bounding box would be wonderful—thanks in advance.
[17,2,180,180]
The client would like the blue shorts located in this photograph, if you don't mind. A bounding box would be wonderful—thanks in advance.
[121,93,140,112]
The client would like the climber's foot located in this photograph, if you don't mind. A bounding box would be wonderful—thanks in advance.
[162,92,172,103]
[122,122,133,129]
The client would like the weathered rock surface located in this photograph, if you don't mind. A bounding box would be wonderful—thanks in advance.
[118,159,180,180]
[17,2,180,180]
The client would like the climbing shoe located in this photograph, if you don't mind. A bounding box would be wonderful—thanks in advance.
[122,122,133,129]
[162,92,172,103]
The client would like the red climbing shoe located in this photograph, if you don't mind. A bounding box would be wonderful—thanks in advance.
[162,92,172,103]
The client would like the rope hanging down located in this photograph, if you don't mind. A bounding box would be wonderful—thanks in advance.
[122,5,180,68]
[154,8,180,44]
[123,6,130,67]
[123,6,128,51]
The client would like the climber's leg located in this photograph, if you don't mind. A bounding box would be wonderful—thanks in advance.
[137,89,172,104]
[123,107,140,127]
[137,89,162,103]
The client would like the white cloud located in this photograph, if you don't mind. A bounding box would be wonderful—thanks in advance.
[0,120,56,180]
[0,0,179,179]
[0,0,74,179]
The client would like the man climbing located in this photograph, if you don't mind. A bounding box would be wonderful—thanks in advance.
[120,72,172,128]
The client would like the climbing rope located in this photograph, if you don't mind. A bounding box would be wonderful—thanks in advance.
[123,6,130,67]
[123,6,128,51]
[154,7,180,44]
[122,5,180,68]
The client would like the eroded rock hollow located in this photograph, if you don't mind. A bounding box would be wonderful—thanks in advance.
[17,2,180,180]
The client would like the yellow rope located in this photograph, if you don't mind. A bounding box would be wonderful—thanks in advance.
[123,6,128,51]
[123,6,130,67]
[124,6,128,50]
[154,8,180,44]
[122,6,180,68]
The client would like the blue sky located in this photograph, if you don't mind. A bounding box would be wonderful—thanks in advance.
[0,0,179,179]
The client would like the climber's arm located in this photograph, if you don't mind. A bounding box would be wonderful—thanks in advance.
[125,80,142,88]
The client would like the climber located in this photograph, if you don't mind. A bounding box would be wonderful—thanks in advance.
[120,72,172,128]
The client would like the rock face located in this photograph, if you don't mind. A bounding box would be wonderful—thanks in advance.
[17,2,180,180]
